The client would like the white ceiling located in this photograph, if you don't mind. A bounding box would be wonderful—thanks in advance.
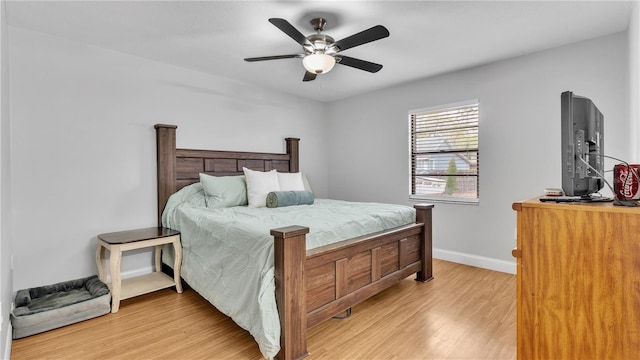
[5,1,633,102]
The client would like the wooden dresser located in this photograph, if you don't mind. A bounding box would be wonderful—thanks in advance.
[512,197,640,360]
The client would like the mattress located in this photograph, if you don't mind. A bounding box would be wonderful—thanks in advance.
[162,184,415,359]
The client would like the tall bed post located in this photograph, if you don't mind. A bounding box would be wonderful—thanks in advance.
[285,138,300,173]
[414,204,434,282]
[271,226,310,360]
[155,124,177,227]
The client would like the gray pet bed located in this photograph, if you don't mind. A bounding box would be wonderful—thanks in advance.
[11,275,111,339]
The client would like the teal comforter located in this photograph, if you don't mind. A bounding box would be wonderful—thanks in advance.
[162,184,415,359]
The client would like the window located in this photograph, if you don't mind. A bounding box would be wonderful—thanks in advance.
[409,100,479,204]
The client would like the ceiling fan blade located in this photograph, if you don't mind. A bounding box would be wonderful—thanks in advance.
[244,54,303,62]
[336,55,383,73]
[332,25,390,52]
[303,71,317,82]
[268,18,310,46]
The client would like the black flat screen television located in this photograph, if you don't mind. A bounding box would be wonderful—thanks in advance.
[561,91,604,198]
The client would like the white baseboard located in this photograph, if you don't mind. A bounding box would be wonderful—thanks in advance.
[433,248,516,275]
[119,253,516,279]
[2,322,11,360]
[104,265,154,283]
[121,265,154,280]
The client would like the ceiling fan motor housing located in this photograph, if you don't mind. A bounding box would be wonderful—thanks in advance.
[304,34,336,54]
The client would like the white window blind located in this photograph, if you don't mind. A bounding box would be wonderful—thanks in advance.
[409,100,479,203]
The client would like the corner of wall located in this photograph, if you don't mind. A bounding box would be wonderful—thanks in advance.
[630,2,640,162]
[1,0,14,357]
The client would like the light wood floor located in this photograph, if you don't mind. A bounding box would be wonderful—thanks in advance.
[11,260,516,360]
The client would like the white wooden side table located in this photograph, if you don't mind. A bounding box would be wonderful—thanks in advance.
[96,227,183,313]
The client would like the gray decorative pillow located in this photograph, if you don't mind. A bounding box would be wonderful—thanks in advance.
[199,173,248,208]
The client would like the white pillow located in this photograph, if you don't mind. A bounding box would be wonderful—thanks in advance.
[277,172,306,191]
[243,167,280,208]
[302,173,313,193]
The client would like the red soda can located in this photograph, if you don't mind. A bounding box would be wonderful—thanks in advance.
[614,164,640,200]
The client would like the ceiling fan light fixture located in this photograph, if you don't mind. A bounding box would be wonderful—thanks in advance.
[302,53,336,74]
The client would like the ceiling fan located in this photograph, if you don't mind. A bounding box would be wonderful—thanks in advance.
[244,17,390,82]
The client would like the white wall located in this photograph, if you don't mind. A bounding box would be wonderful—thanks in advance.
[327,32,629,273]
[631,2,640,162]
[6,13,635,294]
[1,0,13,356]
[9,27,329,290]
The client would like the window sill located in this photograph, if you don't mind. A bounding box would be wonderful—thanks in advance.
[410,195,479,205]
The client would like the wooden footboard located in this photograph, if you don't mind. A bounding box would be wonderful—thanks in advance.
[271,204,433,360]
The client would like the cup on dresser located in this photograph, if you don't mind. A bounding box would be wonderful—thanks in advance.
[614,164,640,201]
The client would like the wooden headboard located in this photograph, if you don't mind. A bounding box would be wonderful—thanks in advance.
[155,124,300,226]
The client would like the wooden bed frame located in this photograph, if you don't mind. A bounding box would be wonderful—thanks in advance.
[154,124,434,360]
